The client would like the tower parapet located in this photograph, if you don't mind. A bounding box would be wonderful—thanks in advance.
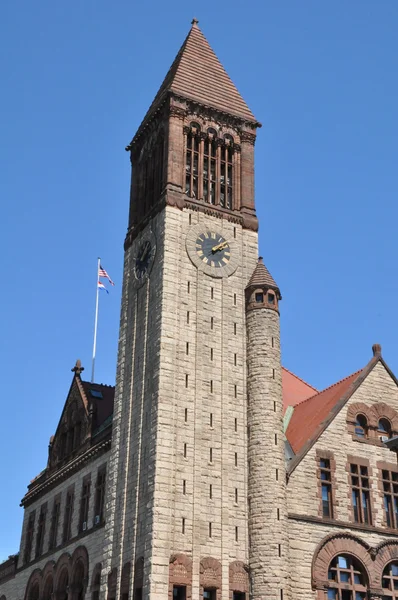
[246,257,288,600]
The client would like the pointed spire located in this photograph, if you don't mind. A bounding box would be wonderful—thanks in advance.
[138,21,257,133]
[72,359,84,376]
[246,257,281,298]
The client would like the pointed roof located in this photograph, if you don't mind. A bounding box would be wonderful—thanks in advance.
[286,344,397,472]
[282,367,318,412]
[139,19,257,131]
[246,257,281,297]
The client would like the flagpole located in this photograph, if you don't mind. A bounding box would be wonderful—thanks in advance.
[91,257,100,383]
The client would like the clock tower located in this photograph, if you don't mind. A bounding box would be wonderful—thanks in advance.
[103,20,263,600]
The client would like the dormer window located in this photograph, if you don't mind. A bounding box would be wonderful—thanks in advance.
[185,124,235,208]
[355,414,368,439]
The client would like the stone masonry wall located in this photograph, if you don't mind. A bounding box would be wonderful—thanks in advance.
[0,450,109,600]
[287,361,398,600]
[247,306,289,600]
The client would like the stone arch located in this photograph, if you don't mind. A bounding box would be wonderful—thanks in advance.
[70,547,88,600]
[373,540,398,588]
[229,561,249,597]
[0,595,6,600]
[169,554,192,600]
[42,561,55,600]
[346,402,376,433]
[54,552,72,600]
[107,567,117,600]
[312,533,372,590]
[372,403,398,432]
[24,568,42,600]
[120,562,131,599]
[90,563,102,600]
[200,557,222,600]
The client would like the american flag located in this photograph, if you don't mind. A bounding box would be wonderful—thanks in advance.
[99,264,115,286]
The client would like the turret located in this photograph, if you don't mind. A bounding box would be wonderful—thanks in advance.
[246,257,288,600]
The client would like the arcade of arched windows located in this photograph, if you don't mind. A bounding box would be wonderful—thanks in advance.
[24,545,88,600]
[183,122,240,211]
[134,130,165,222]
[312,533,398,599]
[347,402,398,446]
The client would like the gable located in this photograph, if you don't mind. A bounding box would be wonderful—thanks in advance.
[287,352,398,473]
[282,367,318,412]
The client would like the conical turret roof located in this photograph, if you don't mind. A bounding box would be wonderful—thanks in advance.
[139,19,257,130]
[247,257,281,298]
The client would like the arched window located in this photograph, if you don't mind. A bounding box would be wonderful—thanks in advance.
[185,124,235,208]
[91,564,101,600]
[327,554,367,599]
[42,575,54,600]
[56,567,69,600]
[382,561,398,597]
[28,584,40,600]
[354,414,368,438]
[378,418,392,439]
[72,560,85,600]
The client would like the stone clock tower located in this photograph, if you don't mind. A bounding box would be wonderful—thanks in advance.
[103,19,268,600]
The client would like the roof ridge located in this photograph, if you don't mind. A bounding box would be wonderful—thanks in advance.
[282,366,318,393]
[293,367,364,407]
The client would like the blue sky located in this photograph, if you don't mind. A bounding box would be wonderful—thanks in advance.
[1,0,397,559]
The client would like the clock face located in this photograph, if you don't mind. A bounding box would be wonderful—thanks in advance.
[135,240,152,280]
[132,233,156,286]
[195,231,231,268]
[186,224,238,278]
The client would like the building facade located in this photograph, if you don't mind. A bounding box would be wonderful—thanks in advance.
[1,19,398,600]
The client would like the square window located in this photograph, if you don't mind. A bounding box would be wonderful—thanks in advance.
[255,293,263,303]
[173,586,187,600]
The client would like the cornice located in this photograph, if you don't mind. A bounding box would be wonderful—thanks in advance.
[21,437,111,508]
[288,512,398,538]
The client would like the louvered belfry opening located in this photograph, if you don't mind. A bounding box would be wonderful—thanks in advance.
[125,19,260,244]
[184,123,234,209]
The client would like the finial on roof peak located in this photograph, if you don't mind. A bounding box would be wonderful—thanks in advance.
[72,359,84,376]
[372,343,382,357]
[191,17,199,26]
[258,256,264,264]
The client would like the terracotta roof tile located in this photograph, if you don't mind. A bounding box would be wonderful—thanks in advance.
[282,367,318,412]
[246,257,280,294]
[286,369,362,455]
[139,21,257,131]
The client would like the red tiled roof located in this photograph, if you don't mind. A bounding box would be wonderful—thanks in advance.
[286,369,362,455]
[282,367,318,412]
[81,380,114,431]
[138,20,257,132]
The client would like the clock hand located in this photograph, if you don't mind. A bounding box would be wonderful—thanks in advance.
[211,241,228,253]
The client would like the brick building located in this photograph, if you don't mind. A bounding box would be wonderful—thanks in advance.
[1,19,398,600]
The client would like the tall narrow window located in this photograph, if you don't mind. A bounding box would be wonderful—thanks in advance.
[355,414,368,438]
[209,522,212,538]
[319,458,333,518]
[24,512,35,563]
[79,477,91,532]
[221,139,233,209]
[203,129,217,204]
[382,469,398,528]
[185,123,200,198]
[378,418,392,440]
[94,467,106,525]
[49,497,61,550]
[350,464,371,524]
[63,489,74,542]
[35,504,47,558]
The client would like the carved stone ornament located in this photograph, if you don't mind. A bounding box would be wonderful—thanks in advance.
[240,131,256,145]
[169,105,187,119]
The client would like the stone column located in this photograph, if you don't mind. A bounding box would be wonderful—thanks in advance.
[246,259,288,600]
[240,131,258,231]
